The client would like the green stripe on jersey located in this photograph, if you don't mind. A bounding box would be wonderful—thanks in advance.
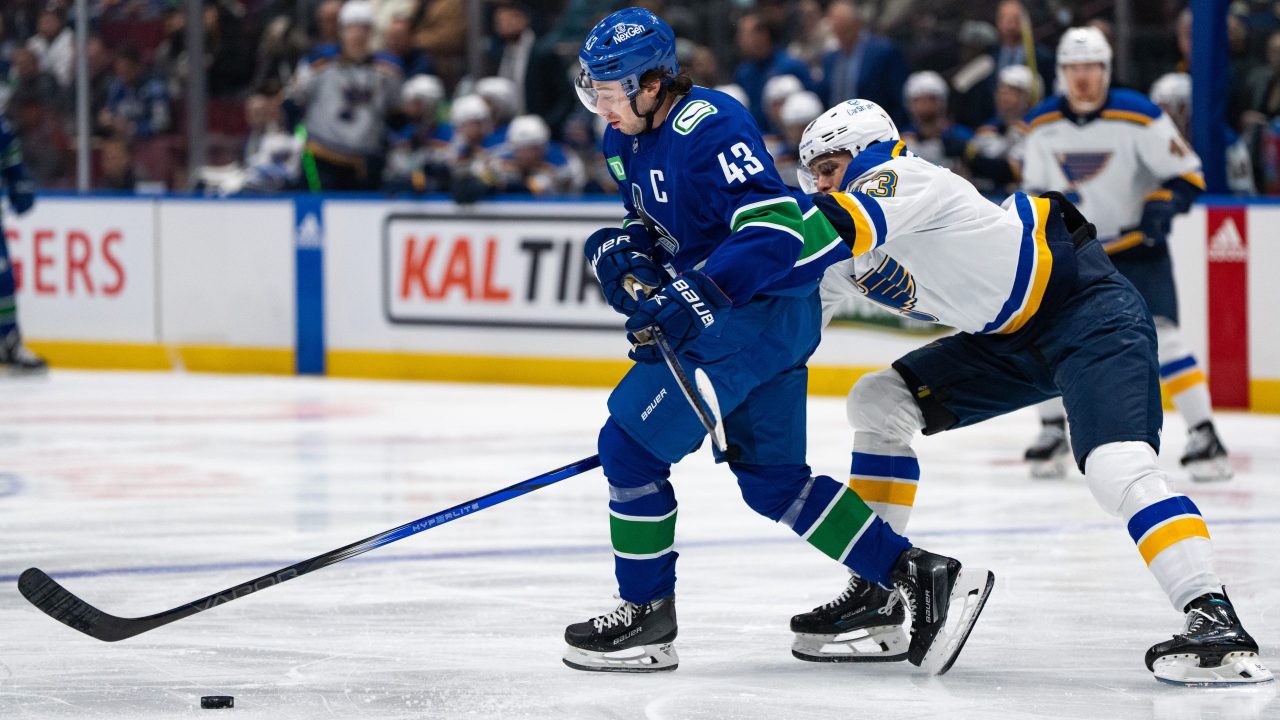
[730,198,803,238]
[796,207,845,266]
[610,509,677,558]
[805,488,875,561]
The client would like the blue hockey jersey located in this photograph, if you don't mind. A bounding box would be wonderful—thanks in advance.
[600,86,847,305]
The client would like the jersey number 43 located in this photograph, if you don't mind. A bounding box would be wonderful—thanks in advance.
[718,142,765,184]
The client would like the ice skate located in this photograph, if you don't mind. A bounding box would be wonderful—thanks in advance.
[791,572,908,662]
[1146,592,1273,686]
[1180,421,1232,483]
[1024,417,1070,479]
[891,547,994,674]
[0,330,47,376]
[563,595,678,673]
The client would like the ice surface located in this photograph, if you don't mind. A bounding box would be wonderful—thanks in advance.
[2,370,1278,719]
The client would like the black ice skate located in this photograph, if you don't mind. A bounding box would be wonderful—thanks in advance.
[0,330,47,376]
[891,547,994,674]
[1145,592,1273,685]
[1180,421,1233,483]
[1024,417,1070,479]
[790,572,908,662]
[563,595,678,673]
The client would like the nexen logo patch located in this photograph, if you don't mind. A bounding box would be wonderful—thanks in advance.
[612,23,645,43]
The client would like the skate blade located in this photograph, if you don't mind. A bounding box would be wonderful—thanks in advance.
[1153,652,1275,686]
[562,642,678,673]
[791,626,909,663]
[920,568,995,676]
[1185,456,1234,483]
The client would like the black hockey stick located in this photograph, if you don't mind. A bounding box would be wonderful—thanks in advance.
[645,326,730,455]
[19,455,602,642]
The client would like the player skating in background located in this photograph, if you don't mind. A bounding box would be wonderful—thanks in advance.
[0,111,45,375]
[1021,28,1230,481]
[565,7,993,674]
[796,97,1269,684]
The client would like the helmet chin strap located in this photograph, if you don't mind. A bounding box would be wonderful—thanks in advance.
[631,84,670,133]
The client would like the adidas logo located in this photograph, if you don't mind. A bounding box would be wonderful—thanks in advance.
[1208,217,1247,262]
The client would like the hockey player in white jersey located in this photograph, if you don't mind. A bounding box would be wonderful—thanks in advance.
[1020,27,1229,481]
[792,97,1270,685]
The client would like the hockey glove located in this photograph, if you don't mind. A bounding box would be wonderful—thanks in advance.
[625,271,731,364]
[584,226,665,316]
[1137,198,1177,246]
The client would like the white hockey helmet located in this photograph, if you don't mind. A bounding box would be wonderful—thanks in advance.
[763,74,804,107]
[338,0,374,27]
[507,114,551,147]
[997,64,1035,94]
[780,91,824,127]
[797,98,899,193]
[714,83,750,109]
[450,94,490,125]
[1150,72,1190,109]
[402,74,445,106]
[475,76,520,117]
[1056,26,1112,92]
[904,70,948,101]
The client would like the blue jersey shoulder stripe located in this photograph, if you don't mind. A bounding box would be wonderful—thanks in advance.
[1104,89,1163,121]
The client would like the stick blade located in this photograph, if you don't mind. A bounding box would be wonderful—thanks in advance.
[18,567,139,642]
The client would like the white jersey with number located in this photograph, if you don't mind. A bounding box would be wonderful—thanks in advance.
[815,140,1059,336]
[1020,89,1205,252]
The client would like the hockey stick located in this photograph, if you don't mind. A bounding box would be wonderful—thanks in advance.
[647,327,729,455]
[18,455,602,642]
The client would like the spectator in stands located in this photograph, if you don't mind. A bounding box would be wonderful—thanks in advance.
[25,6,72,89]
[85,35,115,128]
[101,46,170,140]
[487,0,570,138]
[900,70,972,173]
[485,114,584,196]
[734,11,813,131]
[155,2,255,98]
[8,47,63,113]
[286,0,402,191]
[1243,30,1280,123]
[384,14,435,78]
[678,39,721,87]
[787,0,832,74]
[991,0,1052,96]
[7,96,69,187]
[968,64,1034,194]
[98,134,138,191]
[243,91,287,164]
[820,0,907,125]
[384,74,451,193]
[412,0,467,90]
[252,15,307,97]
[315,0,343,49]
[561,110,611,194]
[475,75,518,147]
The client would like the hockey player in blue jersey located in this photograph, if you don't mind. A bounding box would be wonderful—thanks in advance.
[0,111,45,375]
[798,97,1269,685]
[562,8,993,674]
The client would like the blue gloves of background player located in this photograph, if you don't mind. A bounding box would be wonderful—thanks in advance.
[584,226,666,316]
[625,271,731,364]
[1137,197,1177,245]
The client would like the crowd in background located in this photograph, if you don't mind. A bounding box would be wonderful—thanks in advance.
[1,0,1279,198]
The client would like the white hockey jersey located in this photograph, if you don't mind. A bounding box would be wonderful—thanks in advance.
[1020,89,1205,254]
[815,140,1069,335]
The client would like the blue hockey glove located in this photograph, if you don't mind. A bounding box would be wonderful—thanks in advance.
[1137,198,1177,245]
[625,271,731,364]
[584,226,665,316]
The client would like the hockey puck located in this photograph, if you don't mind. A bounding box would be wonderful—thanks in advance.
[200,696,234,709]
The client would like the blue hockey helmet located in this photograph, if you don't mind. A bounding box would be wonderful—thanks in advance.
[575,8,679,115]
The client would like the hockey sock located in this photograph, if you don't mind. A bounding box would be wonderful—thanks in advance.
[0,236,15,337]
[1156,320,1213,428]
[1086,441,1221,610]
[849,436,918,534]
[599,418,678,605]
[779,473,911,587]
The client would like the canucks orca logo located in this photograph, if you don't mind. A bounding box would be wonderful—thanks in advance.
[1056,151,1112,185]
[853,256,937,322]
[631,183,680,256]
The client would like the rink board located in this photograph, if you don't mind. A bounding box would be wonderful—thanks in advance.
[6,194,1278,409]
